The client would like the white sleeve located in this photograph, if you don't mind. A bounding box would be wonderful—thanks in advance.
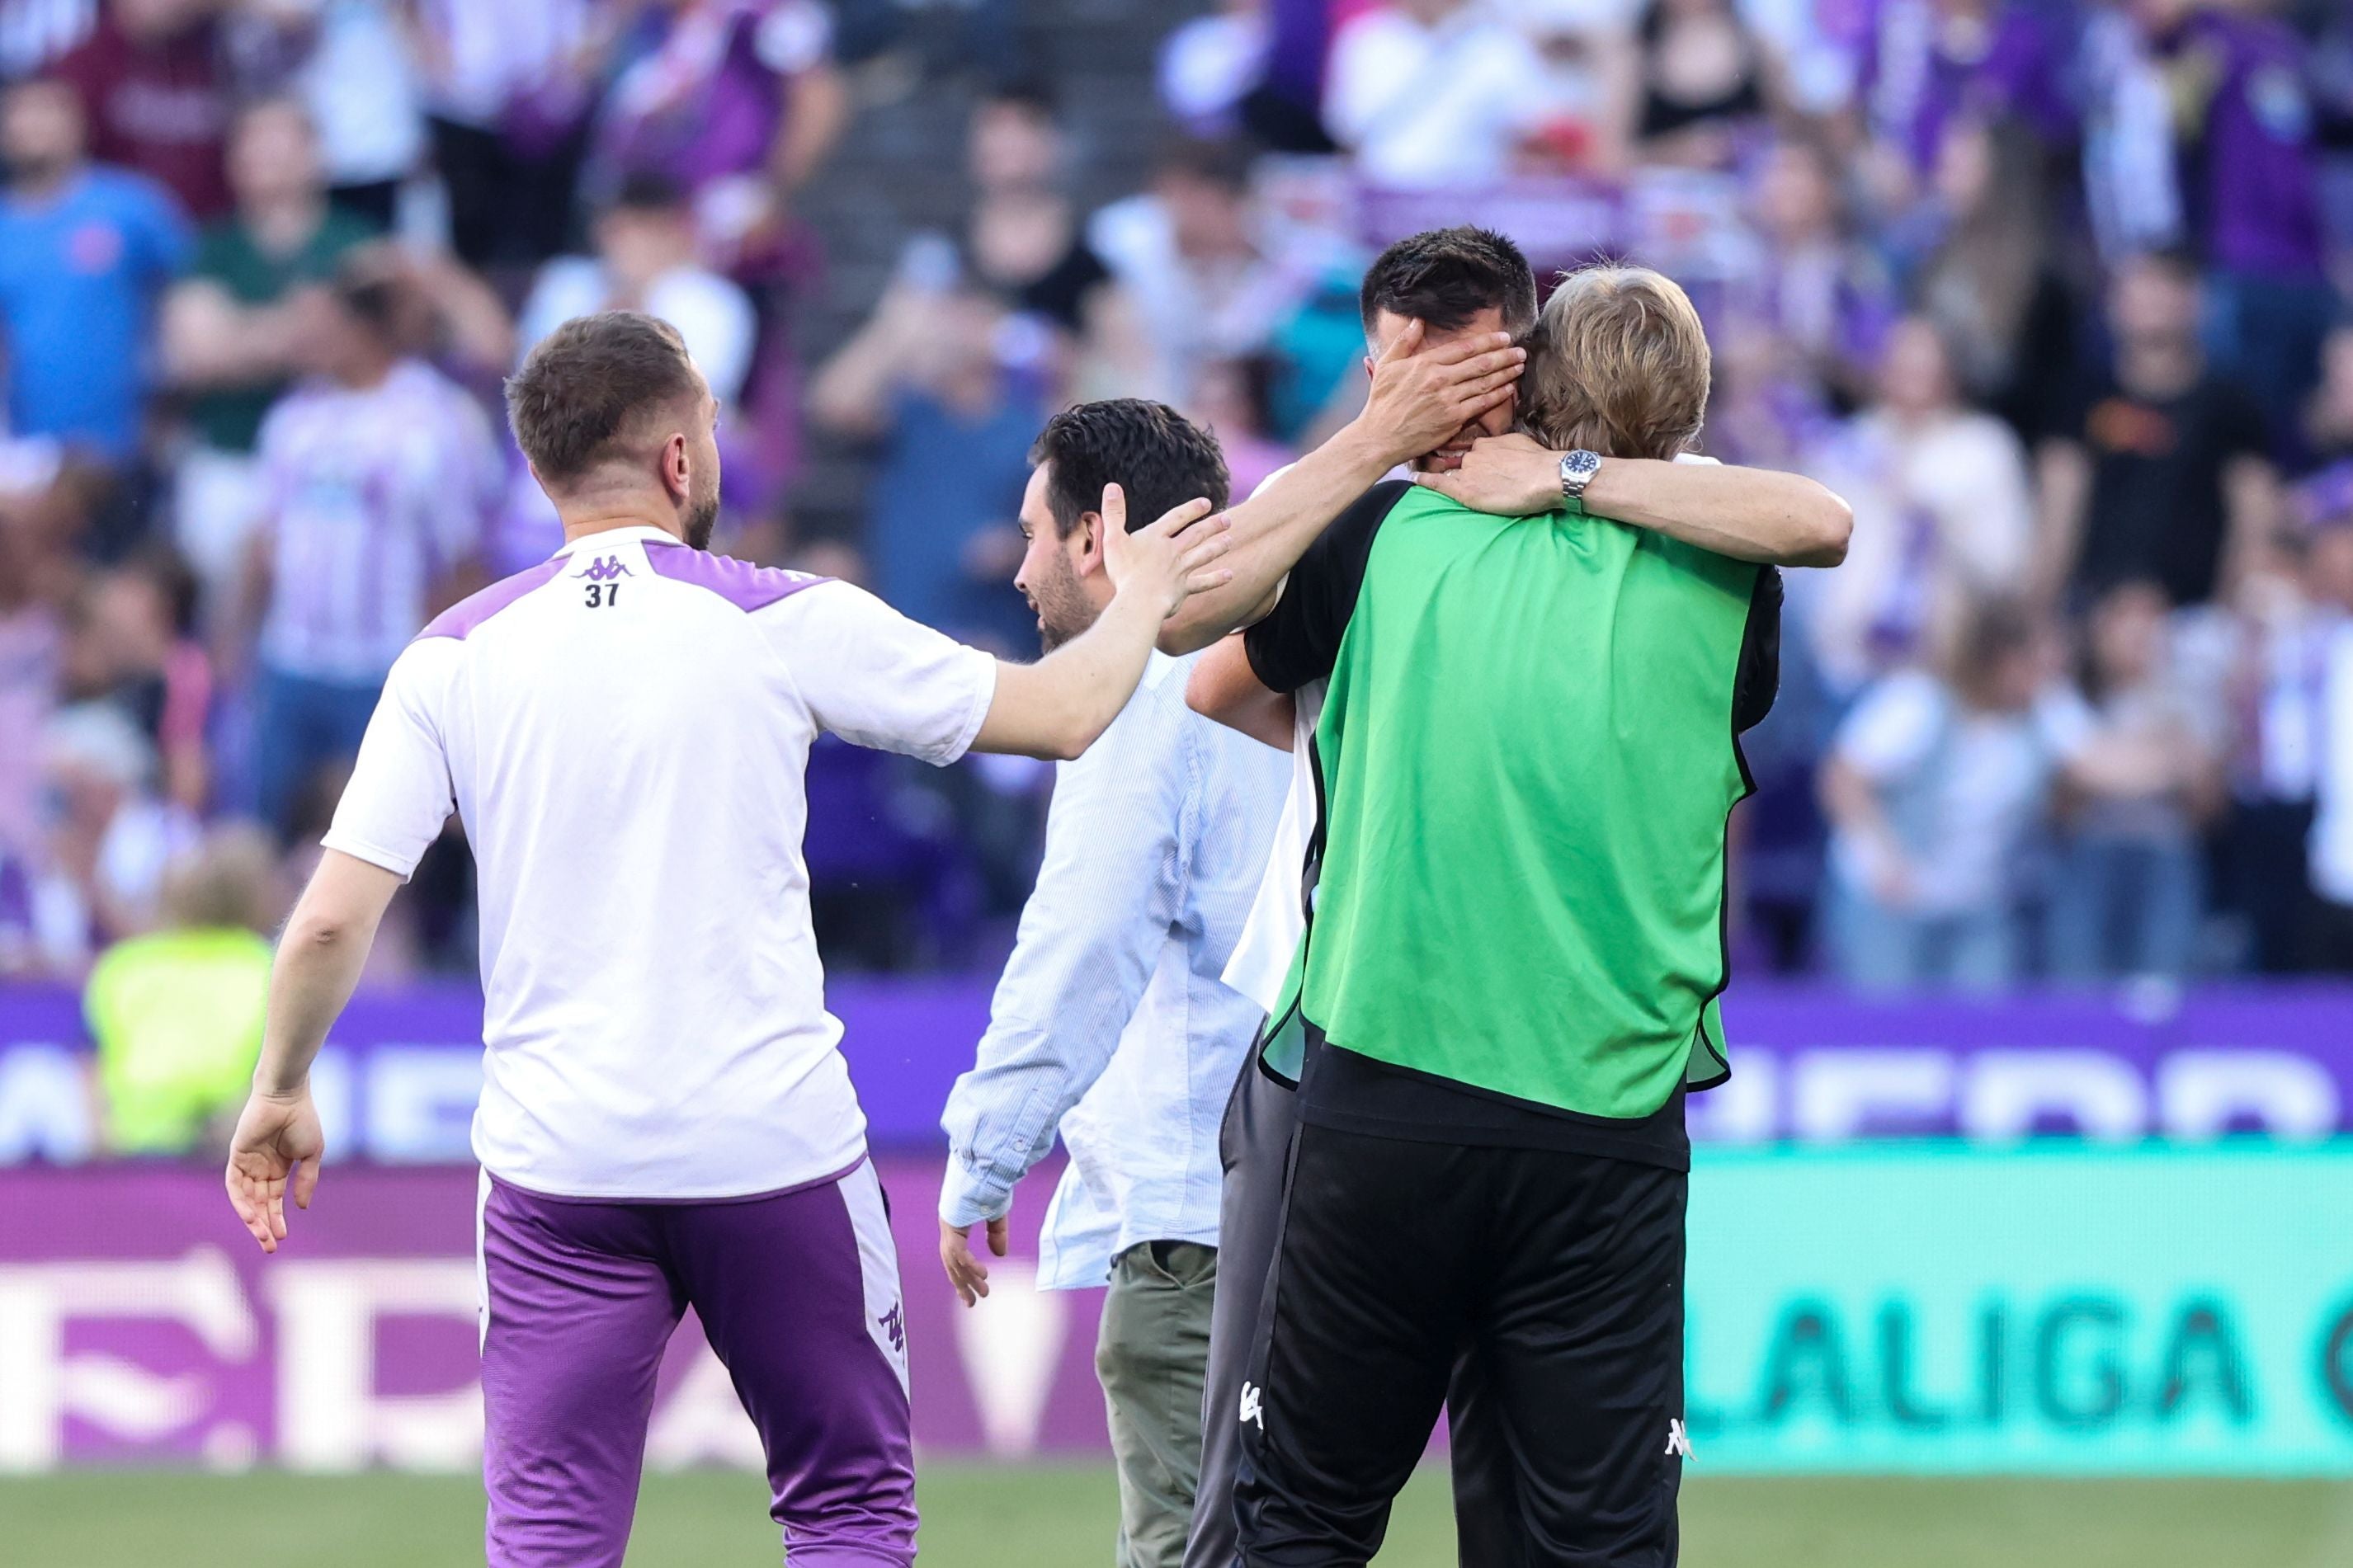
[658,272,758,407]
[761,582,997,765]
[1834,674,1942,780]
[754,0,832,73]
[1322,18,1410,146]
[319,641,459,878]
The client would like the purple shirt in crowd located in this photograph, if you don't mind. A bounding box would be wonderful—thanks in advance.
[589,0,830,197]
[2165,12,2329,280]
[1858,0,2077,172]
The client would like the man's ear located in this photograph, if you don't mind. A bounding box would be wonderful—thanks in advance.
[663,432,691,500]
[1075,510,1110,572]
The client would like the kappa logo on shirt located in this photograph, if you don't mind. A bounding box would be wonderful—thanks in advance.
[573,555,634,582]
[877,1301,906,1355]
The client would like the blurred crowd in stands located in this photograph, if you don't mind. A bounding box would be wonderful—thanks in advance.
[1,0,2351,1013]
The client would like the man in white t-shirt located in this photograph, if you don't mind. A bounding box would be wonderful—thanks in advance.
[238,261,502,835]
[215,310,1276,1568]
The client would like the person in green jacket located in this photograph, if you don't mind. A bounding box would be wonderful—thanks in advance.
[85,825,281,1155]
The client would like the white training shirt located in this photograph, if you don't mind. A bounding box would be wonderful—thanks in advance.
[1219,680,1321,1013]
[323,525,997,1198]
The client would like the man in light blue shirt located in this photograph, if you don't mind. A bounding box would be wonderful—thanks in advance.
[0,79,191,460]
[940,399,1289,1568]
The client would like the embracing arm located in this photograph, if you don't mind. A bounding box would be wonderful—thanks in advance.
[225,850,403,1252]
[1412,434,1852,567]
[1185,633,1294,751]
[1158,323,1525,652]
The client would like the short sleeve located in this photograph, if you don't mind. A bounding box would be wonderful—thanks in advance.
[763,582,997,765]
[319,642,459,877]
[252,402,297,534]
[1243,480,1408,695]
[656,271,758,407]
[1732,567,1782,734]
[2035,686,2096,762]
[1833,672,1941,780]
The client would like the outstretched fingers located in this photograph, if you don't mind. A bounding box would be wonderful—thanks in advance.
[1145,497,1219,538]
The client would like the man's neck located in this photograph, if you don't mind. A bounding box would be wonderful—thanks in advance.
[336,354,398,394]
[245,193,325,255]
[2120,342,2200,401]
[559,505,685,547]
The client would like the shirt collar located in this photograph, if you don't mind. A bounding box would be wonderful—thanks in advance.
[553,525,684,558]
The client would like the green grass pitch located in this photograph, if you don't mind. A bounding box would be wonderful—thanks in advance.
[3,1467,2348,1565]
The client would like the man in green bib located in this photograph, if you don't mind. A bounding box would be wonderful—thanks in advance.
[1181,265,1848,1565]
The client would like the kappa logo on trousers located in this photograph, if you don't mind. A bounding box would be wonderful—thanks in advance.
[1240,1382,1265,1430]
[1664,1418,1693,1459]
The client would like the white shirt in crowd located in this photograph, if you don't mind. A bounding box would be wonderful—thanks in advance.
[1829,670,2091,915]
[281,0,427,189]
[255,360,501,685]
[1322,2,1550,188]
[940,651,1287,1289]
[1087,195,1322,412]
[517,258,759,410]
[408,0,597,129]
[2308,624,2353,906]
[1799,408,2035,696]
[323,525,998,1198]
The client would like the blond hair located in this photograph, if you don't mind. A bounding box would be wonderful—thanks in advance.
[1517,265,1711,461]
[160,825,284,935]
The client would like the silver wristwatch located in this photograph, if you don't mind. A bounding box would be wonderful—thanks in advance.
[1558,449,1602,503]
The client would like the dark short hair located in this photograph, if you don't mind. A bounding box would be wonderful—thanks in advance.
[1359,225,1539,337]
[2119,246,2202,290]
[611,170,689,215]
[980,75,1060,120]
[1156,136,1255,195]
[505,312,703,485]
[1030,399,1229,539]
[329,248,405,338]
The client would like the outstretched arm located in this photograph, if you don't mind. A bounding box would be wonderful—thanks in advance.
[1158,323,1525,652]
[1412,433,1852,567]
[972,487,1233,760]
[225,850,403,1252]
